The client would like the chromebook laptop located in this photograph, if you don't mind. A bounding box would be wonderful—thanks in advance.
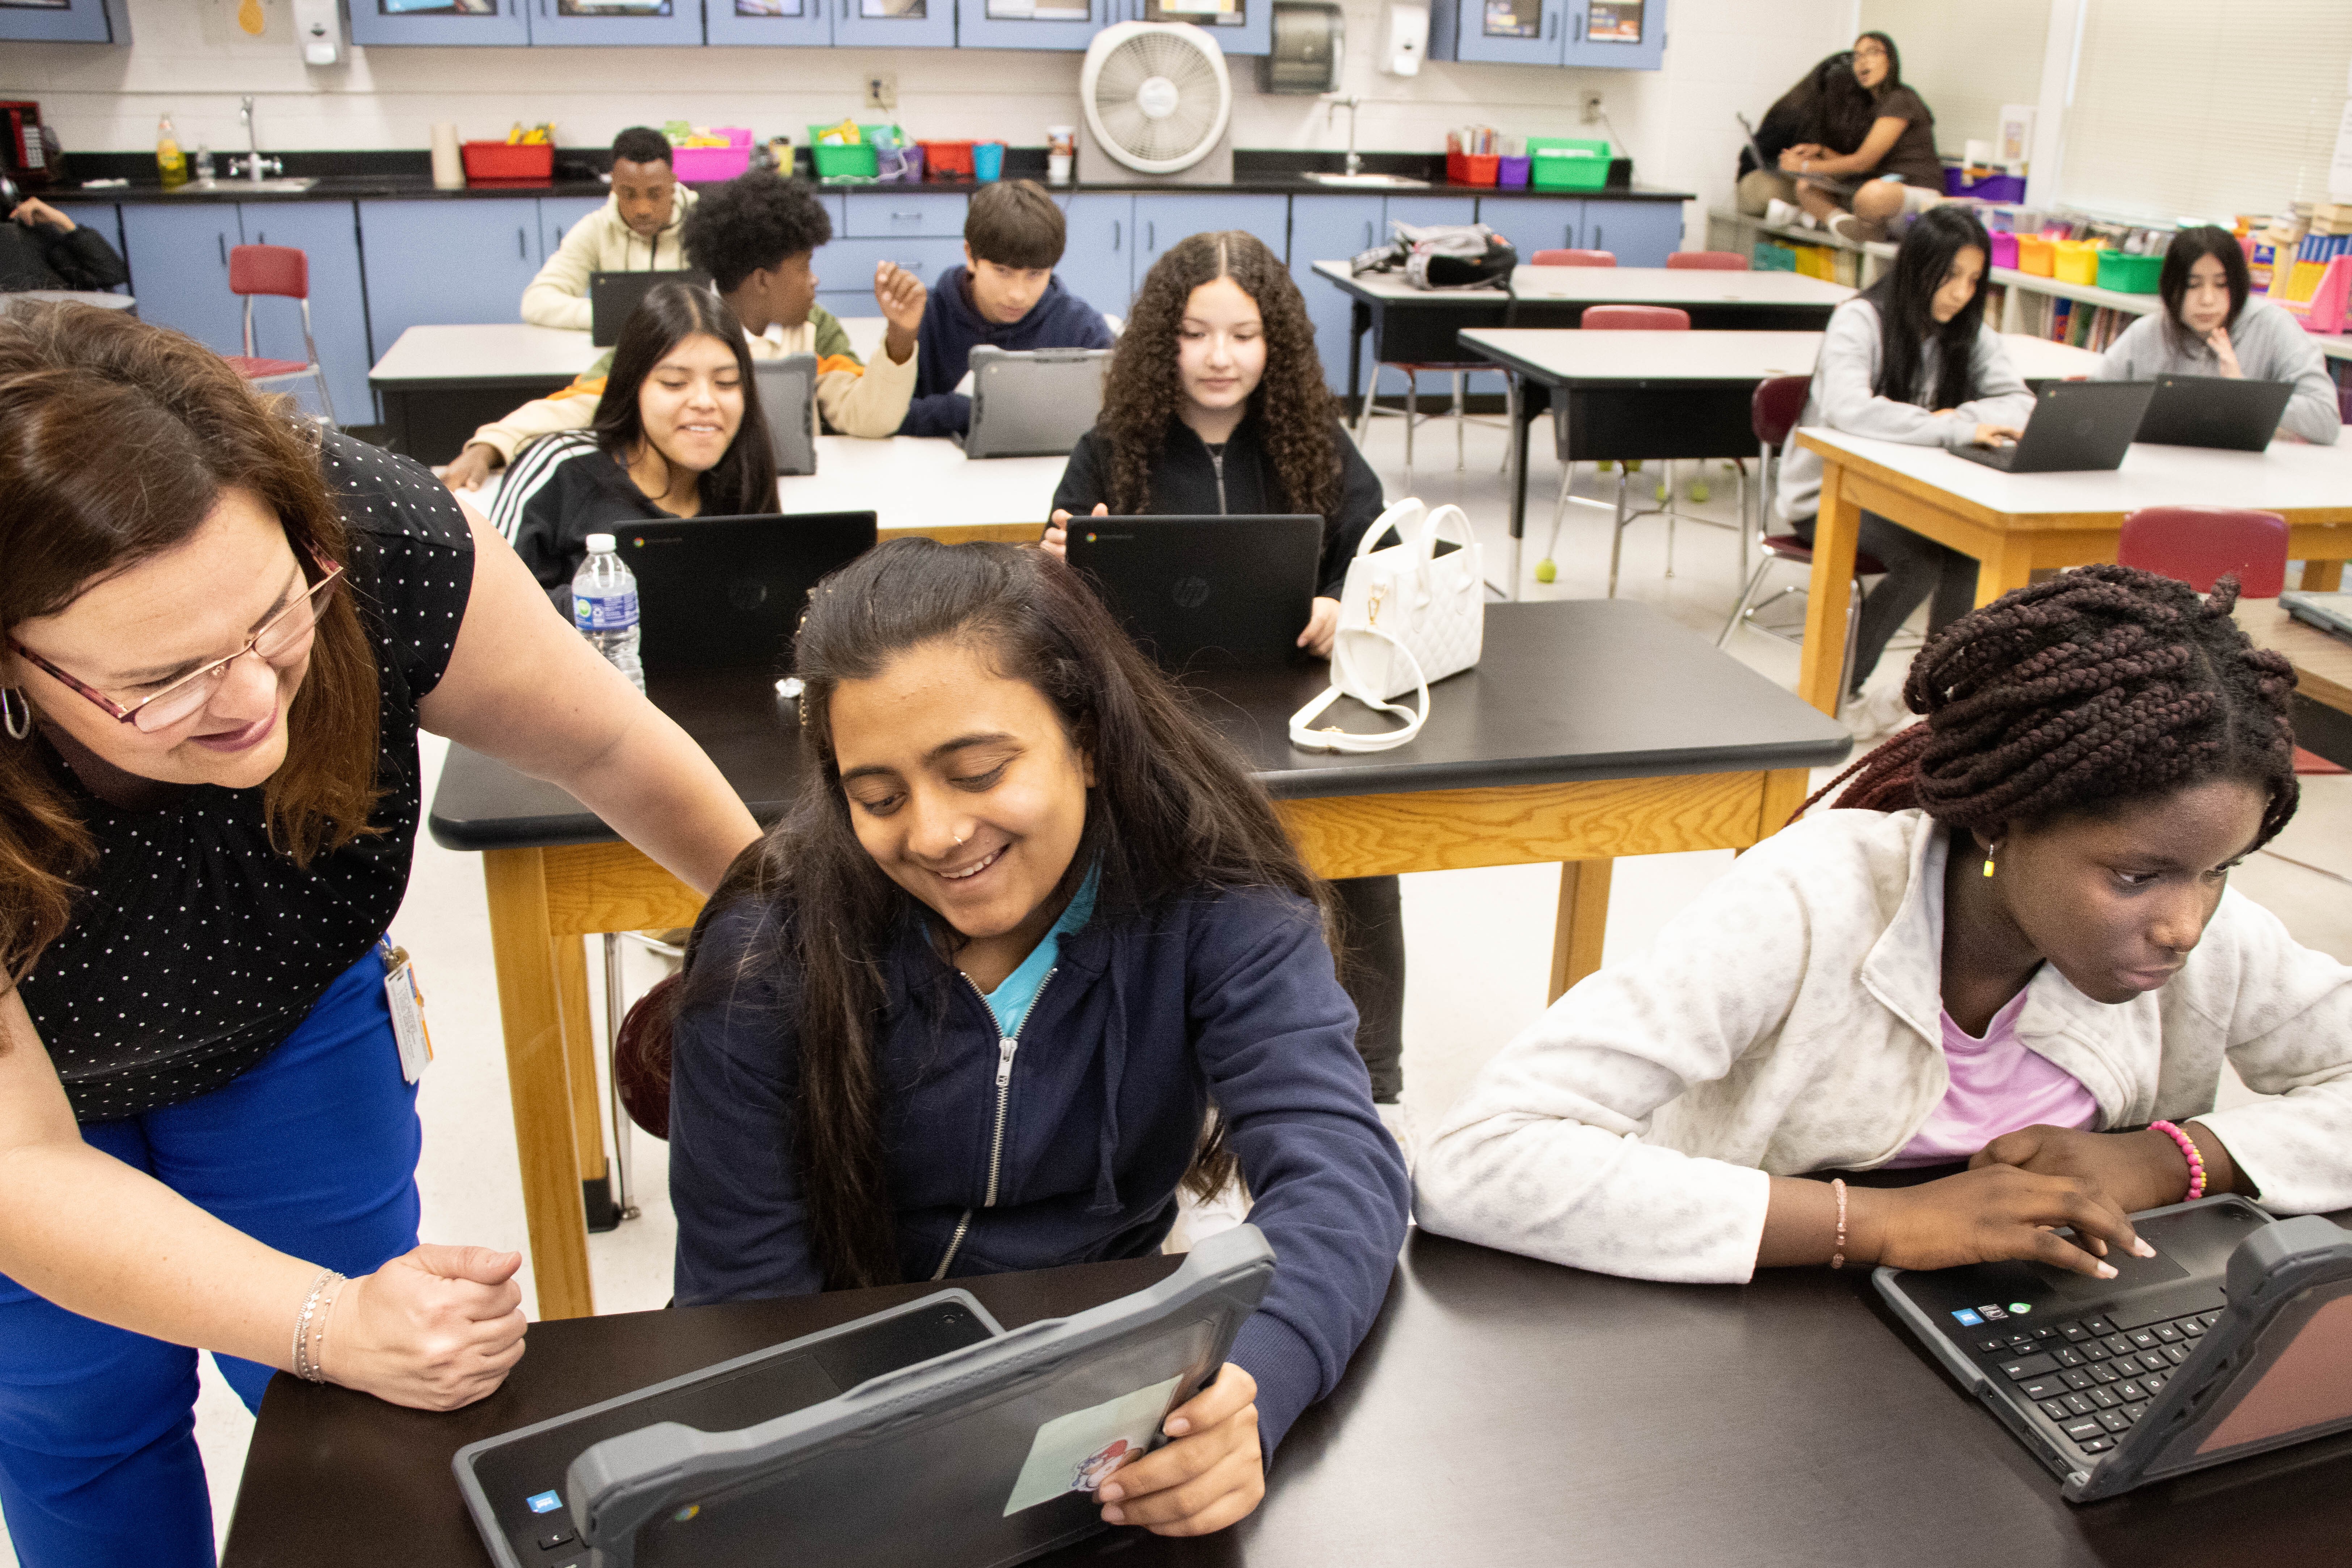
[1064,514,1323,671]
[453,1226,1275,1568]
[1877,1196,2352,1501]
[617,510,875,674]
[2281,590,2352,643]
[2132,373,2295,451]
[589,268,712,346]
[1953,379,2156,473]
[958,346,1114,458]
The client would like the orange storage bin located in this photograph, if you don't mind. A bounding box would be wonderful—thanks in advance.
[2015,234,2056,277]
[2053,239,2103,285]
[918,139,975,181]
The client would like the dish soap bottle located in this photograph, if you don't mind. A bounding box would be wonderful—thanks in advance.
[156,114,188,188]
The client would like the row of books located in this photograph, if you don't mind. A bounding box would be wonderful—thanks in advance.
[2040,297,2135,352]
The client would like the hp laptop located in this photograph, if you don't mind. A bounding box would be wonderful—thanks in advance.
[589,268,712,347]
[753,353,819,476]
[454,1226,1274,1568]
[958,346,1114,458]
[1878,1196,2352,1501]
[2132,373,2295,451]
[1953,379,2155,473]
[1064,515,1323,670]
[617,510,875,674]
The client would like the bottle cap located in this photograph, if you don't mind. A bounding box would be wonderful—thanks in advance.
[584,532,617,553]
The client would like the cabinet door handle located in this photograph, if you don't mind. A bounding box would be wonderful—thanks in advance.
[1363,220,1373,247]
[1112,219,1122,249]
[218,234,227,266]
[1545,8,1556,39]
[1592,224,1602,250]
[1146,220,1156,249]
[518,227,527,259]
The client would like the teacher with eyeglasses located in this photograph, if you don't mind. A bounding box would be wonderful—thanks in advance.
[0,304,759,1568]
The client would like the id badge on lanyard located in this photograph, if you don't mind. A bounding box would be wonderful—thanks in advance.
[378,936,434,1083]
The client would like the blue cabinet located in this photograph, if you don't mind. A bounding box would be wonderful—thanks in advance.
[1577,197,1681,265]
[705,0,833,43]
[1054,192,1135,319]
[840,192,970,239]
[349,0,531,46]
[0,0,128,41]
[1564,0,1662,68]
[1133,193,1287,276]
[959,0,1107,50]
[537,195,607,262]
[830,0,956,49]
[240,202,374,427]
[524,0,705,44]
[1432,0,1660,67]
[119,204,245,358]
[1129,0,1270,55]
[359,198,543,361]
[1290,195,1383,393]
[1473,196,1580,261]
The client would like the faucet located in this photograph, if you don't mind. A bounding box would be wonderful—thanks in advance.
[232,97,283,184]
[1324,94,1363,177]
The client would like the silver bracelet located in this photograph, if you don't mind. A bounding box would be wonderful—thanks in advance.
[291,1268,342,1383]
[312,1276,348,1386]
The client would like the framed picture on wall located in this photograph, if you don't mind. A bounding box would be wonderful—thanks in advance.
[1585,0,1641,42]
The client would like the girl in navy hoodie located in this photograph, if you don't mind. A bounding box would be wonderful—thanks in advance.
[667,538,1410,1537]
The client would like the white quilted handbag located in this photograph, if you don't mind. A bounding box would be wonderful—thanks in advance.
[1288,499,1485,753]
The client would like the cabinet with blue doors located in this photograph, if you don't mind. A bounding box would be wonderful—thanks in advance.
[1128,0,1270,55]
[1132,193,1287,276]
[831,0,957,49]
[537,196,608,265]
[959,0,1108,51]
[118,204,247,360]
[705,0,833,44]
[1474,196,1680,266]
[0,0,128,42]
[1431,0,1661,68]
[1053,193,1136,319]
[348,0,531,47]
[524,0,704,45]
[359,198,544,374]
[239,202,375,427]
[1290,195,1382,395]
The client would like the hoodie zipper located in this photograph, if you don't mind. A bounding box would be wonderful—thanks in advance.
[1206,444,1229,515]
[931,966,1059,1280]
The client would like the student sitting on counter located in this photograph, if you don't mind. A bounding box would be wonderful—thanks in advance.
[899,178,1114,438]
[520,126,697,333]
[443,170,925,493]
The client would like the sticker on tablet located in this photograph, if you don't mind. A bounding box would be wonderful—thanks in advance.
[1001,1374,1184,1517]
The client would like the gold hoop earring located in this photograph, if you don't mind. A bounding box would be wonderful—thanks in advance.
[1,687,29,742]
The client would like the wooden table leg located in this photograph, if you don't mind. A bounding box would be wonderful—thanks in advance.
[1972,535,2038,608]
[481,848,596,1321]
[1550,859,1612,1004]
[1796,460,1861,715]
[551,935,611,1227]
[2305,560,2345,592]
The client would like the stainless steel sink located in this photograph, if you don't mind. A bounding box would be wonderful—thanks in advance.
[1301,172,1429,189]
[168,177,320,194]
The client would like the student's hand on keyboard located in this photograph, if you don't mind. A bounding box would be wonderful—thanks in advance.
[1972,423,2022,447]
[874,261,928,364]
[1299,596,1340,659]
[1040,504,1105,560]
[1861,1163,2148,1279]
[1971,1123,2225,1214]
[326,1243,529,1411]
[1093,1361,1264,1536]
[441,442,499,493]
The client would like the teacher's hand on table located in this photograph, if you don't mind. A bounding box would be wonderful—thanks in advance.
[1851,1163,2150,1281]
[1095,1362,1264,1536]
[874,260,928,365]
[327,1243,528,1410]
[1041,503,1106,560]
[1299,596,1341,659]
[440,442,500,494]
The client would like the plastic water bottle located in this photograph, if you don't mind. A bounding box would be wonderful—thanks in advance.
[572,533,644,693]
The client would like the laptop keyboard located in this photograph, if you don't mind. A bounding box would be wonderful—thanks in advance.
[1970,1308,2221,1456]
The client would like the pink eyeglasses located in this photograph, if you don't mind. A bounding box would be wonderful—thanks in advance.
[9,565,345,735]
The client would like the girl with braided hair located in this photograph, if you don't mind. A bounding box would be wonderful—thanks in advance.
[1419,565,2352,1288]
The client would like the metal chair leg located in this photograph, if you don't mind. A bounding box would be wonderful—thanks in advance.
[1355,362,1380,447]
[1665,459,1678,579]
[1840,574,1865,702]
[1608,465,1629,598]
[1453,371,1467,472]
[601,933,636,1223]
[1544,455,1575,561]
[1403,370,1417,492]
[1718,554,1777,646]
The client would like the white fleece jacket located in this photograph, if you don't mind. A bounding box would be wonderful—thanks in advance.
[1416,808,2352,1285]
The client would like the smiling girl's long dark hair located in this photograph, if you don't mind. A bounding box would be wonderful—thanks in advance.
[684,539,1333,1290]
[590,281,777,515]
[1859,203,1993,415]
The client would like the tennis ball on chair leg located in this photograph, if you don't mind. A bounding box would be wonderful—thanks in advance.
[1689,478,1711,503]
[1535,558,1558,584]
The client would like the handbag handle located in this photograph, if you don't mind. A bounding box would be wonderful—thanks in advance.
[1287,625,1431,753]
[1356,496,1427,561]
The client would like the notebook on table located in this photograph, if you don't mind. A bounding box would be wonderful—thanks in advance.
[1877,1195,2352,1501]
[589,268,713,347]
[1064,514,1323,671]
[1952,379,2155,473]
[957,346,1115,459]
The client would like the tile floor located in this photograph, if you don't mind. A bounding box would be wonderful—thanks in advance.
[6,410,2347,1565]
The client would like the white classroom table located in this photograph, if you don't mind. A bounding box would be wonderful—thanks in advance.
[1507,265,1856,308]
[1789,428,2352,713]
[368,318,895,385]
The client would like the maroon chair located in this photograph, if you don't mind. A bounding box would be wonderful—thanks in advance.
[1719,374,1886,700]
[1665,250,1750,271]
[222,244,336,427]
[2117,506,2289,598]
[1531,248,1616,267]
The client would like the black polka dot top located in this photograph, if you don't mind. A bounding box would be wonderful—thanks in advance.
[19,430,475,1123]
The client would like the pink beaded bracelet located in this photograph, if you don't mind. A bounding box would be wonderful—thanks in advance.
[2150,1120,2206,1202]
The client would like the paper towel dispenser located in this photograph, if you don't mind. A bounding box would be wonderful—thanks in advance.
[1260,1,1344,94]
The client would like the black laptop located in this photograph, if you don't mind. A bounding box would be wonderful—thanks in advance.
[617,510,875,674]
[1953,379,2156,472]
[590,268,712,346]
[2132,373,2296,451]
[1064,515,1323,670]
[1877,1196,2352,1501]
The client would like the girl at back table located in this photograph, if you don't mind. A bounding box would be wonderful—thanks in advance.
[2092,225,2341,446]
[1418,566,2352,1286]
[1775,203,2034,737]
[1040,231,1414,1135]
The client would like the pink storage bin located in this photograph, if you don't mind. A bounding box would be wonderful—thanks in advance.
[1989,231,2018,270]
[671,128,753,182]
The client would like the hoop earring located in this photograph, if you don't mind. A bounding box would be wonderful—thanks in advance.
[1,687,29,742]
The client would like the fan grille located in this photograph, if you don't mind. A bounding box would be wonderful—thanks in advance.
[1093,33,1223,163]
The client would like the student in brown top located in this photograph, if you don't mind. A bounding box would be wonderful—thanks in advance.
[1764,31,1946,244]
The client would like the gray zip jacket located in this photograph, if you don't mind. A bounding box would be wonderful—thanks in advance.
[1415,808,2352,1285]
[1775,298,2035,522]
[2094,298,2341,446]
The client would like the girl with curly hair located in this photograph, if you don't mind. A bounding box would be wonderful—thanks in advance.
[1040,230,1409,1127]
[1421,566,2352,1295]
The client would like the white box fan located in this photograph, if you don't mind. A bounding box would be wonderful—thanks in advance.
[1078,21,1235,185]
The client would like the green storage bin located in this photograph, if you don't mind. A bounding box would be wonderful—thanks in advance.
[1753,241,1797,272]
[2096,251,2162,294]
[1528,137,1610,192]
[807,123,898,181]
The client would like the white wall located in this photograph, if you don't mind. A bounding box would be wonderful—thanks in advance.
[7,0,1851,240]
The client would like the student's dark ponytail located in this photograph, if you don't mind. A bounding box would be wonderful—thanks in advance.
[1858,204,1993,415]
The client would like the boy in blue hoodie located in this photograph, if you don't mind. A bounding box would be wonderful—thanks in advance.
[900,178,1116,438]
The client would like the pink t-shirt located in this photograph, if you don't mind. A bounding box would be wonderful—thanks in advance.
[1885,986,2102,1166]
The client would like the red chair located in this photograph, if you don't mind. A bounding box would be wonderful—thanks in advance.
[1579,303,1691,331]
[1531,248,1615,267]
[222,244,336,427]
[1665,250,1750,271]
[1719,374,1886,701]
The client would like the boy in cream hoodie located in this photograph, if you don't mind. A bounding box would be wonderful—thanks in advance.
[446,169,923,491]
[521,126,699,331]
